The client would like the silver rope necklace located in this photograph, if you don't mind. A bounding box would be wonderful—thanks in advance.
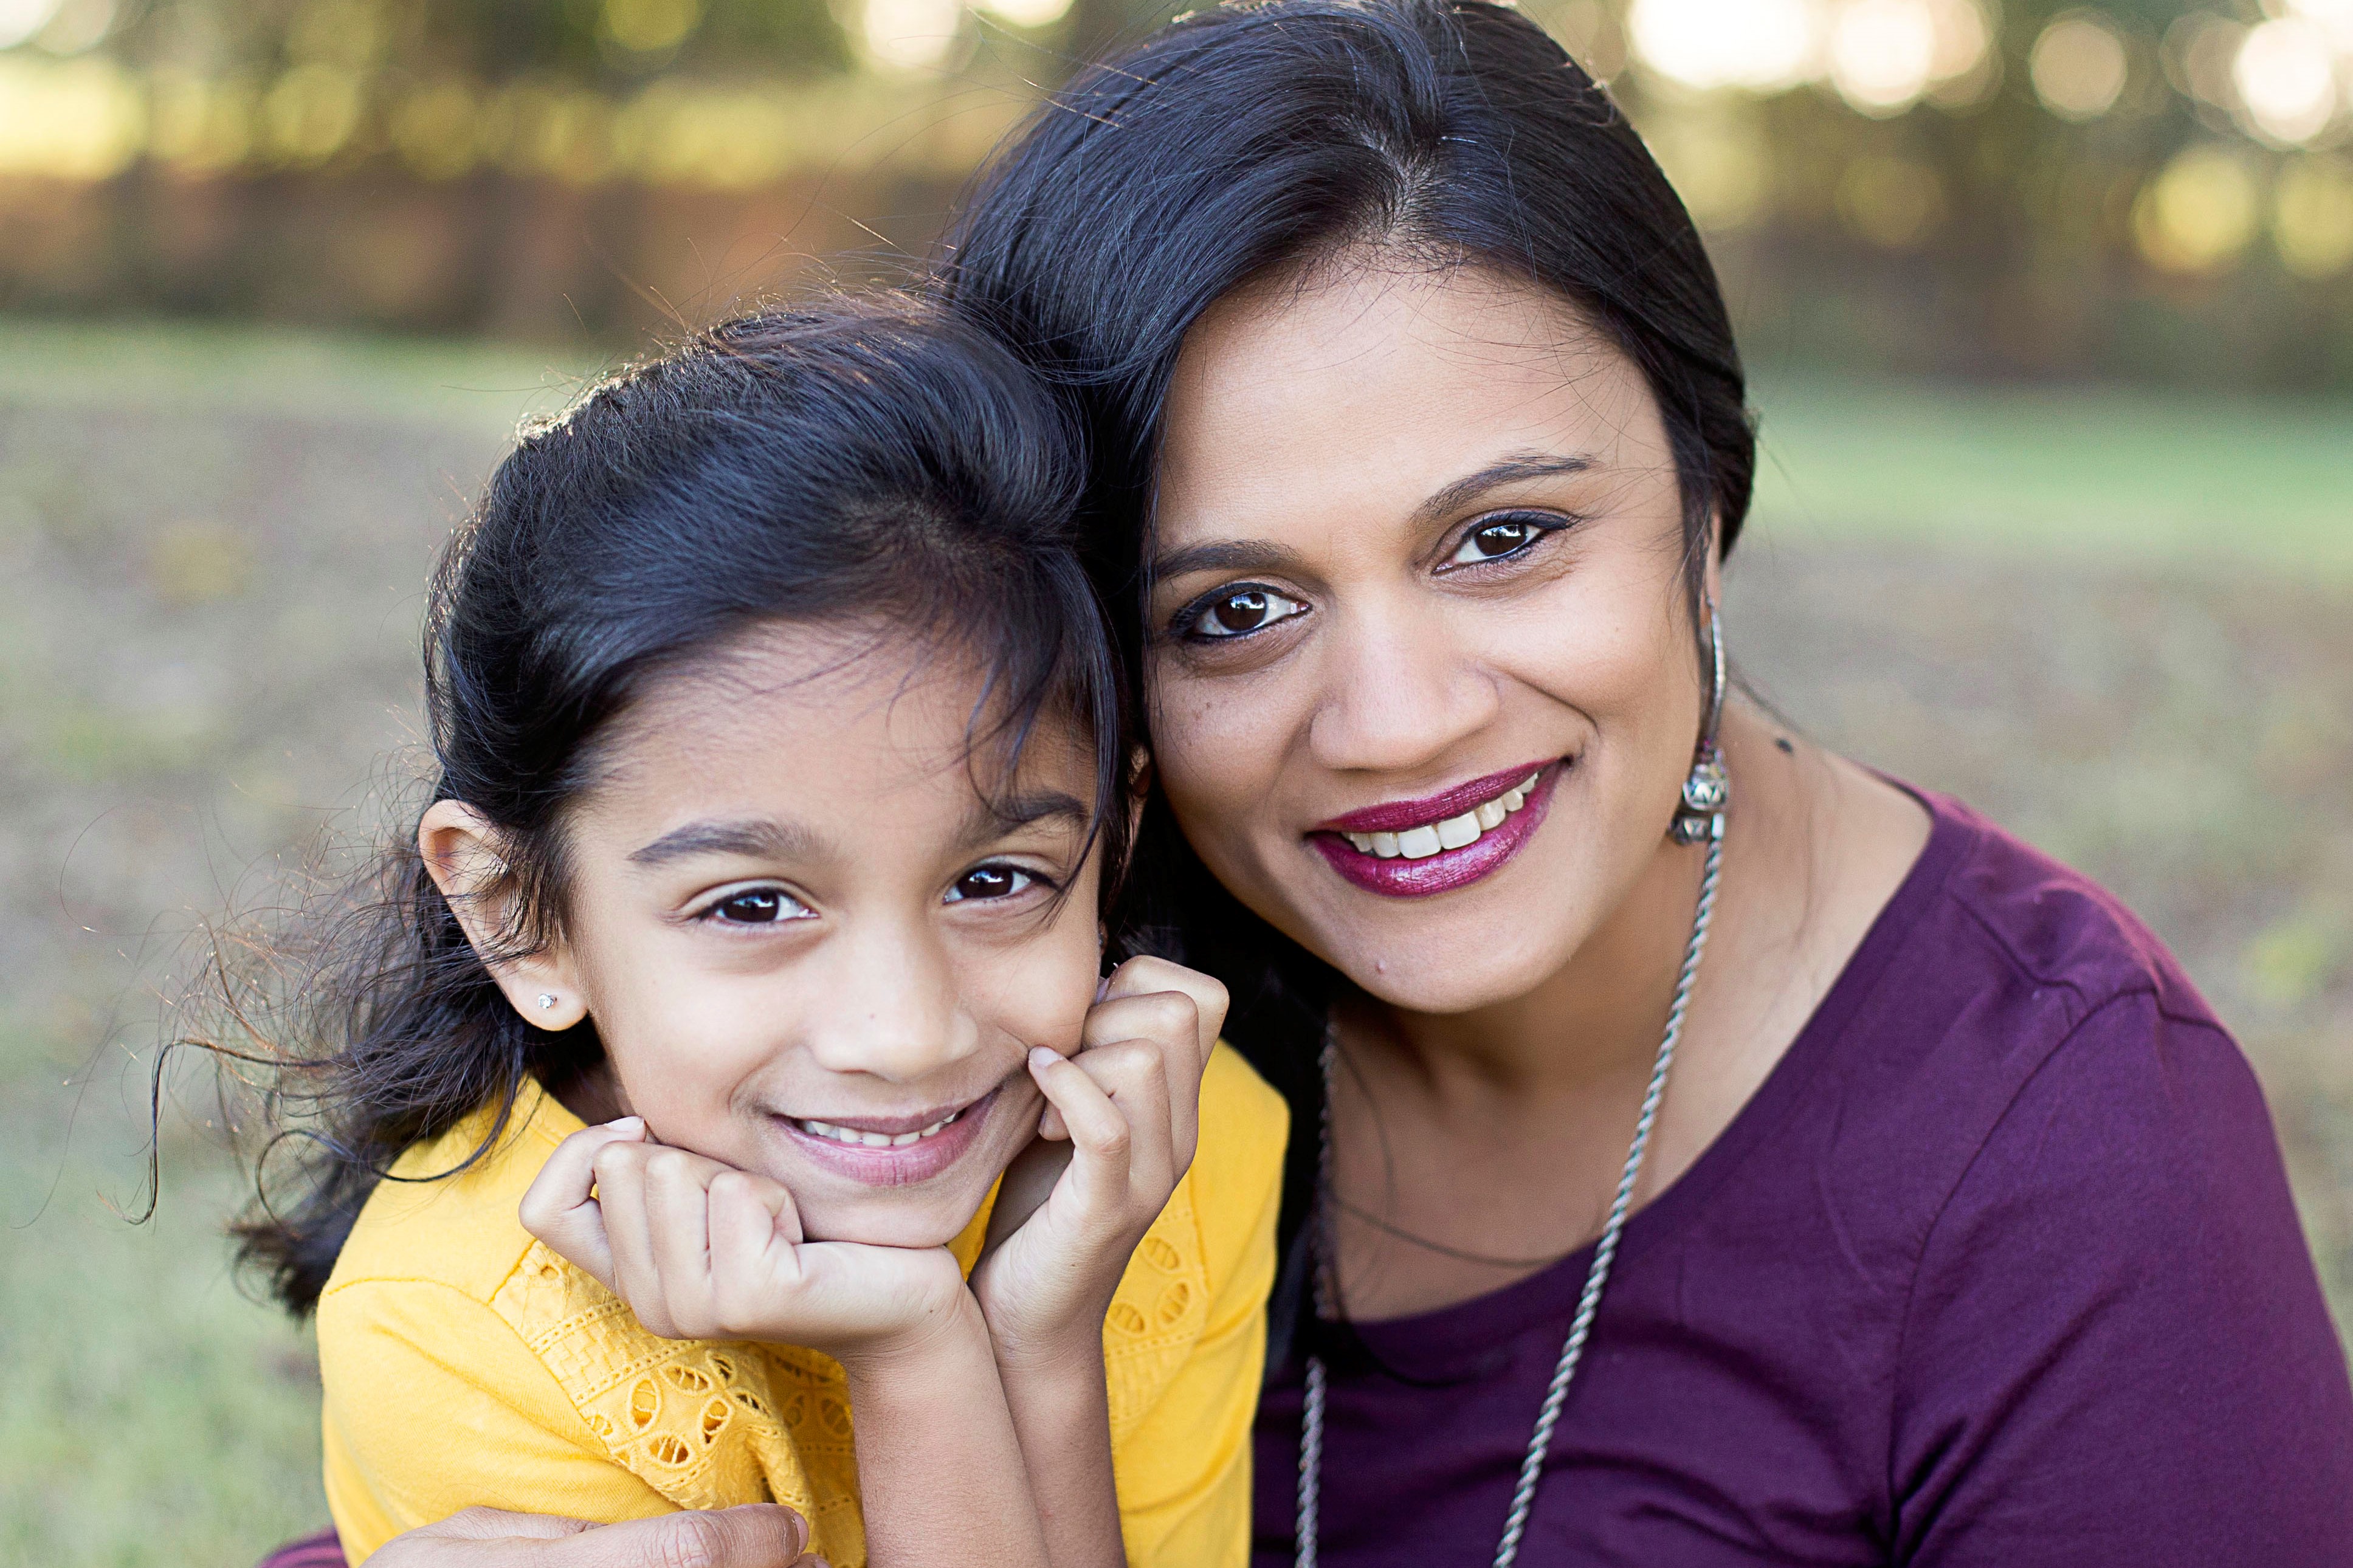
[1295,826,1724,1568]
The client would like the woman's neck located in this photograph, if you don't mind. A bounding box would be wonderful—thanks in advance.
[1345,824,1706,1107]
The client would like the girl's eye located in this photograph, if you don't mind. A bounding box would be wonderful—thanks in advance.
[1183,585,1309,641]
[944,865,1038,904]
[705,888,811,925]
[1447,515,1548,566]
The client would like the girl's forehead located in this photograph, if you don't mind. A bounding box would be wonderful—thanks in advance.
[589,622,1096,816]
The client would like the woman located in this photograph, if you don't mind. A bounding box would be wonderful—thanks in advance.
[305,2,2351,1564]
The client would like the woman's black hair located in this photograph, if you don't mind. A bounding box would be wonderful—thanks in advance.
[935,0,1757,1360]
[209,298,1122,1316]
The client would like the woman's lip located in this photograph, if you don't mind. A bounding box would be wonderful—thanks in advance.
[773,1087,998,1188]
[1314,757,1560,834]
[1309,762,1562,898]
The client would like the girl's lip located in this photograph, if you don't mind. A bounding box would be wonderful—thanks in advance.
[1309,760,1563,898]
[1313,757,1561,834]
[773,1087,999,1188]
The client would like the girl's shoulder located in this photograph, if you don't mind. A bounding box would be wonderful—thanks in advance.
[322,1084,582,1305]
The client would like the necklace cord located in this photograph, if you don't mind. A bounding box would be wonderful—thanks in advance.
[1298,831,1724,1568]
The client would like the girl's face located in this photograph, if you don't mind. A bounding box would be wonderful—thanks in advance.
[529,625,1103,1248]
[1146,261,1709,1016]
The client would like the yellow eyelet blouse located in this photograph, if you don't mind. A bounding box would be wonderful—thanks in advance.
[317,1044,1285,1567]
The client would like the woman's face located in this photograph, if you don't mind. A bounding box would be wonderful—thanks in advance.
[1147,261,1709,1016]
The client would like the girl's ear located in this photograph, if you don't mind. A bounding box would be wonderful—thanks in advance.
[418,799,588,1031]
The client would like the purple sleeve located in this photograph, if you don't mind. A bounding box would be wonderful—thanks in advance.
[1892,989,2353,1565]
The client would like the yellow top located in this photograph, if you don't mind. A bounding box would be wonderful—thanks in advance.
[317,1044,1286,1568]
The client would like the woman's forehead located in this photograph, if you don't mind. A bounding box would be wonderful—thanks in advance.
[1156,262,1669,539]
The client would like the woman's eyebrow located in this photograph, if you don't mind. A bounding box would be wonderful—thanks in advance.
[1149,538,1303,581]
[1408,452,1594,529]
[1149,453,1596,581]
[627,817,821,866]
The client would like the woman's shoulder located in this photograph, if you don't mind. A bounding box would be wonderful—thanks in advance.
[1926,789,2213,1025]
[1781,789,2270,1251]
[323,1084,584,1305]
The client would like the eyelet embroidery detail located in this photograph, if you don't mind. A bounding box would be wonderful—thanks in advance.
[487,1183,1211,1562]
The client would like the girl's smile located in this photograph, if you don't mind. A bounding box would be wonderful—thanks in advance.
[771,1082,1003,1187]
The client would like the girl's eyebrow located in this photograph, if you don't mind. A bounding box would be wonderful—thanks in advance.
[628,817,820,866]
[961,791,1090,850]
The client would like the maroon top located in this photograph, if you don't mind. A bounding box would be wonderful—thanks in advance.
[1254,791,2353,1566]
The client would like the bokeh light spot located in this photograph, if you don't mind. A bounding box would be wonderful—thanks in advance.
[1830,0,1939,115]
[2232,18,2341,148]
[972,0,1071,29]
[2132,145,2261,275]
[1628,0,1819,92]
[860,0,964,71]
[1838,153,1947,246]
[2273,156,2353,278]
[2031,10,2129,122]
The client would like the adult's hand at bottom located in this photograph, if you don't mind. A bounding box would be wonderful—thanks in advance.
[367,1505,824,1568]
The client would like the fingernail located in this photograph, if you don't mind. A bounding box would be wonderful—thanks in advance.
[607,1116,644,1133]
[1029,1046,1059,1070]
[1095,974,1112,1003]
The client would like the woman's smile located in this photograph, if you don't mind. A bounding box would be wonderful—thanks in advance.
[1309,758,1565,898]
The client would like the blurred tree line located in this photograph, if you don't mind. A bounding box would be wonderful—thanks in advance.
[0,0,2348,387]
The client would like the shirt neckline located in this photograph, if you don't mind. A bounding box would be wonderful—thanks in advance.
[1346,785,1980,1370]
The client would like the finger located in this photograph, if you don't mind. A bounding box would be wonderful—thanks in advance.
[645,1149,720,1336]
[1098,956,1228,1059]
[1069,1038,1175,1200]
[709,1170,798,1327]
[1030,1045,1133,1206]
[589,1145,666,1331]
[531,1505,811,1568]
[517,1119,644,1290]
[385,1505,598,1544]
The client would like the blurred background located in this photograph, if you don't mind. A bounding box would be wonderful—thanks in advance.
[1,0,2348,1562]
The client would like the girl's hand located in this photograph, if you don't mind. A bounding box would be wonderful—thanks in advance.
[970,956,1228,1369]
[518,1123,970,1365]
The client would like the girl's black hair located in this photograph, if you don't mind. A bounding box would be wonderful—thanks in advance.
[935,0,1757,1360]
[214,298,1121,1316]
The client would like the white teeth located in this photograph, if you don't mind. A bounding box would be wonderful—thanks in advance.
[1349,769,1546,865]
[1396,824,1442,859]
[796,1108,962,1146]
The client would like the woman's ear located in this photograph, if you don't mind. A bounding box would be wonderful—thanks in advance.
[418,800,588,1032]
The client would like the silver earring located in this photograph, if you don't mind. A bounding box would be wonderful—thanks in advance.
[1669,601,1731,845]
[536,992,558,1011]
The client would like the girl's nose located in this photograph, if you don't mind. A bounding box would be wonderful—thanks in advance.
[799,918,984,1084]
[1306,597,1501,777]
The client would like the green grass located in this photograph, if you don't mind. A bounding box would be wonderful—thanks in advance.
[0,1082,327,1567]
[1748,373,2353,574]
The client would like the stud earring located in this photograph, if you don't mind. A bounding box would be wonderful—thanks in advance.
[536,992,558,1011]
[1669,599,1731,845]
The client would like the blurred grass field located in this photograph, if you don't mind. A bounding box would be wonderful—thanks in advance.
[1,317,2348,1566]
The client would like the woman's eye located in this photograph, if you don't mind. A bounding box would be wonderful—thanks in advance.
[705,888,810,924]
[944,865,1037,903]
[1185,585,1308,640]
[1447,516,1545,566]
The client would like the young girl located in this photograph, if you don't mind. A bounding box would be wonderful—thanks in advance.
[223,301,1286,1567]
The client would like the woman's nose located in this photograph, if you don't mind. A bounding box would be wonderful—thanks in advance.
[799,920,984,1084]
[1305,598,1501,777]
